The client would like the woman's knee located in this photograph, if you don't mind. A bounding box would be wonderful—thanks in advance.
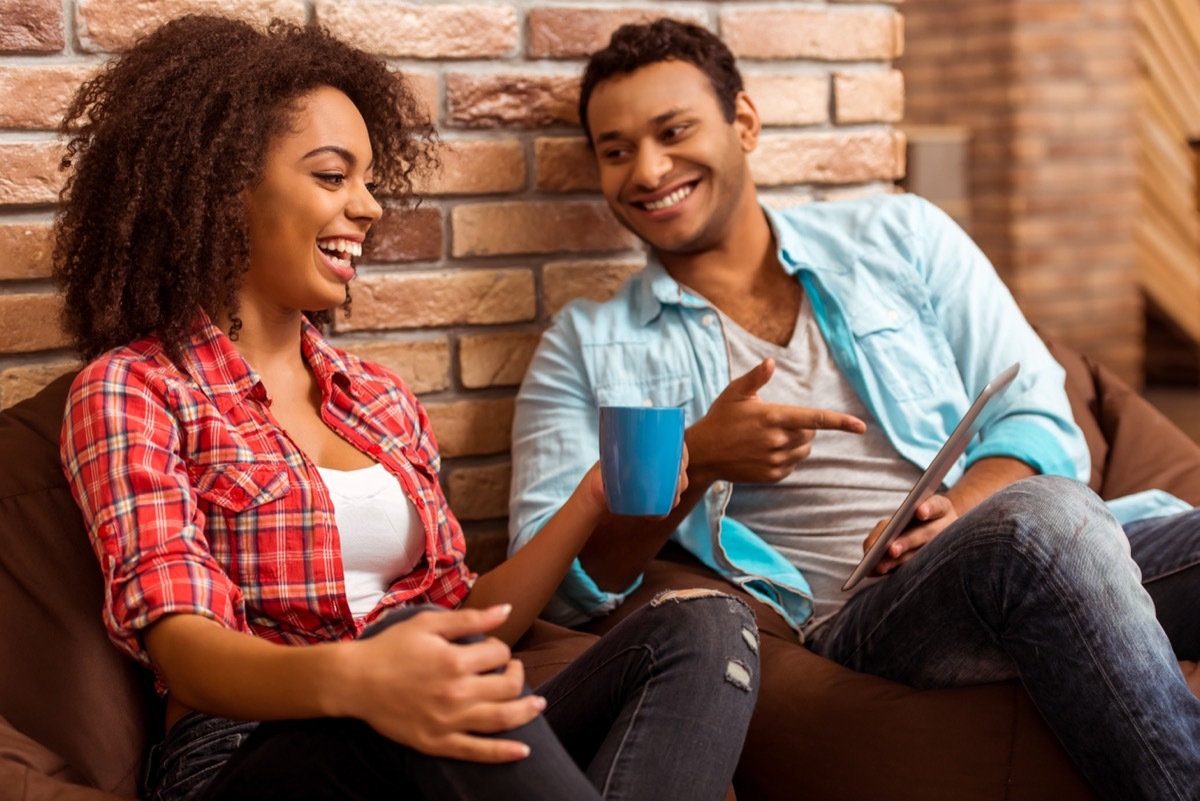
[645,589,760,691]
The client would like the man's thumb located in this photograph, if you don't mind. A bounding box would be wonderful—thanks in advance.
[721,358,774,400]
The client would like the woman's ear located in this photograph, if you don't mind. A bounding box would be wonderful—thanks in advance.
[733,91,761,152]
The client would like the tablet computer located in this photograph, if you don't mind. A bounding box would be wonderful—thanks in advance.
[841,362,1021,592]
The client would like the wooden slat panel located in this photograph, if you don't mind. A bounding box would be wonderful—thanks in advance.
[1136,0,1200,345]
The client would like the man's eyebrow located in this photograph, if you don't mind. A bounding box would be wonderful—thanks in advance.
[594,107,690,145]
[302,145,375,170]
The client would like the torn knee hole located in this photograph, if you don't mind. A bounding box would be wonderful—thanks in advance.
[725,659,753,691]
[650,588,730,607]
[741,626,759,653]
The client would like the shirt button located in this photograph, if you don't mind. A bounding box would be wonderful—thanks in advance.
[231,487,246,501]
[712,481,726,494]
[887,310,899,322]
[642,399,654,407]
[701,313,716,327]
[367,444,382,455]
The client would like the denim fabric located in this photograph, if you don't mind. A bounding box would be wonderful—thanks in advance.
[1125,507,1200,659]
[146,595,759,801]
[510,194,1091,628]
[809,476,1200,801]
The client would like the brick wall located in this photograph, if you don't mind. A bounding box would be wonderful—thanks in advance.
[901,0,1142,385]
[0,0,904,540]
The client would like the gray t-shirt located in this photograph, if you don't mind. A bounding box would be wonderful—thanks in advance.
[720,294,923,634]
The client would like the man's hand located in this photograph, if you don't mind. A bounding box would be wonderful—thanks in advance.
[340,605,542,762]
[862,456,1035,576]
[687,358,866,485]
[865,495,959,576]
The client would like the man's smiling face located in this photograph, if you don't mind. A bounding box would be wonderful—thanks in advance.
[586,59,759,256]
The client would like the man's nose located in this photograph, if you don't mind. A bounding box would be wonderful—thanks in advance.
[631,145,671,189]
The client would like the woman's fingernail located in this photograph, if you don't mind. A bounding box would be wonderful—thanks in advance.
[493,603,512,616]
[532,695,547,711]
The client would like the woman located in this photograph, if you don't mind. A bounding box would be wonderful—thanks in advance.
[54,15,759,801]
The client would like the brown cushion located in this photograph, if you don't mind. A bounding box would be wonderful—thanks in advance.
[1048,338,1200,503]
[0,374,154,797]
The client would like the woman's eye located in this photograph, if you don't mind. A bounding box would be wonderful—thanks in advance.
[365,181,378,195]
[315,172,345,185]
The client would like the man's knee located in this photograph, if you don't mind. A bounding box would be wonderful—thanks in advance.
[648,589,760,691]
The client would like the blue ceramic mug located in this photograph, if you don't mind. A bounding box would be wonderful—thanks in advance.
[598,406,686,516]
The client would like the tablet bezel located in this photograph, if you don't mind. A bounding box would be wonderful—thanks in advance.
[841,362,1021,592]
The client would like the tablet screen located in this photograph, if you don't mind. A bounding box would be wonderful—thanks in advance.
[841,363,1021,591]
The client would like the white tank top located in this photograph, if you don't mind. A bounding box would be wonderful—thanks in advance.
[317,463,426,618]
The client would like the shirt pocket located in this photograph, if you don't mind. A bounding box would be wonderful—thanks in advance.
[847,303,941,402]
[188,461,292,512]
[594,375,694,409]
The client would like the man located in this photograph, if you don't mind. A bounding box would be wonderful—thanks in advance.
[508,19,1200,801]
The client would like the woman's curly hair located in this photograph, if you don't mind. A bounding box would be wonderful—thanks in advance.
[54,14,437,360]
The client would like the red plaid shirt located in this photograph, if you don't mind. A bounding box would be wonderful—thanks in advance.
[62,317,474,676]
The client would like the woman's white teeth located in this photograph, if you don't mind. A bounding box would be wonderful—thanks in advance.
[318,238,362,267]
[644,185,693,211]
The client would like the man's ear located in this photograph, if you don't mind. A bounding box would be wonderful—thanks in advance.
[733,91,761,152]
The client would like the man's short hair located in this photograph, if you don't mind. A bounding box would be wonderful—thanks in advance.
[579,18,744,146]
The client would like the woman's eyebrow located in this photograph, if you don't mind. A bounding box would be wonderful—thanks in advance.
[302,145,375,170]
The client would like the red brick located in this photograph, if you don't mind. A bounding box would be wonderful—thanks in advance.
[534,137,598,193]
[424,397,514,458]
[446,462,512,521]
[0,292,67,352]
[0,221,54,279]
[0,65,91,129]
[364,205,442,263]
[76,0,305,52]
[452,201,636,258]
[418,140,526,195]
[458,330,540,389]
[0,360,78,409]
[316,0,516,59]
[404,70,440,125]
[543,258,644,317]
[446,73,579,129]
[720,7,903,61]
[342,269,536,331]
[0,0,64,52]
[0,142,65,206]
[336,338,450,394]
[744,74,830,127]
[527,7,708,59]
[750,131,906,186]
[834,70,905,124]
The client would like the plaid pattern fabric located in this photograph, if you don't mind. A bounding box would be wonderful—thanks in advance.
[62,317,474,673]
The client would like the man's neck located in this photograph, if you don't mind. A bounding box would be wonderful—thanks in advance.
[658,198,781,306]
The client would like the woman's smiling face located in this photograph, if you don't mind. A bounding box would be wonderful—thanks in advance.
[241,86,382,319]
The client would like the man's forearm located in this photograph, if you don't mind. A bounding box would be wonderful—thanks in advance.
[947,456,1036,513]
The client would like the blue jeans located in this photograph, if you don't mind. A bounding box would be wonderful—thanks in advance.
[145,591,759,801]
[809,476,1200,801]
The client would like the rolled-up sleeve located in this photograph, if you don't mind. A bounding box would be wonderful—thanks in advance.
[509,311,640,625]
[61,359,245,667]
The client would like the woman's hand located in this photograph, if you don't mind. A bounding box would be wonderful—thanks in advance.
[335,605,543,762]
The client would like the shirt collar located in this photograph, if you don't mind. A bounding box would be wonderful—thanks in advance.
[177,313,365,413]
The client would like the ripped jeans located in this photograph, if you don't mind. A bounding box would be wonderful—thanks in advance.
[145,591,759,801]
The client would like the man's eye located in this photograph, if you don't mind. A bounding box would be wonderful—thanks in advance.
[315,172,345,185]
[663,124,688,140]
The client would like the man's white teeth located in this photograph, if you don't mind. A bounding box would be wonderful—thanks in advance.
[644,184,693,211]
[318,238,362,267]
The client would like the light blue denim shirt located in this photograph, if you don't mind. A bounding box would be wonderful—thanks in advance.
[509,194,1101,629]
